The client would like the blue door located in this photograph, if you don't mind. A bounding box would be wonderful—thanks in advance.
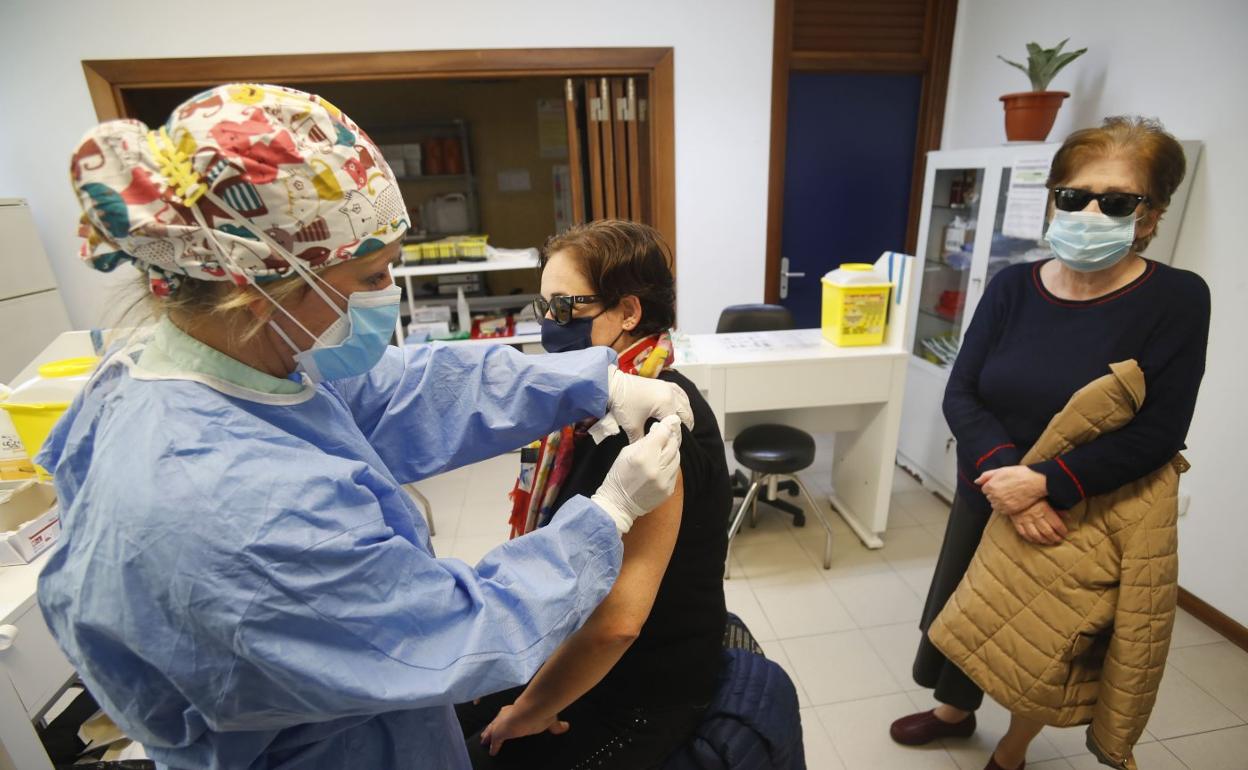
[780,73,922,327]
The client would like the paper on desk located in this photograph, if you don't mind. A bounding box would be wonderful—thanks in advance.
[677,330,822,363]
[1002,154,1057,240]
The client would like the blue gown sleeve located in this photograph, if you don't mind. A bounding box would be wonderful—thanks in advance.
[212,479,622,730]
[327,343,615,483]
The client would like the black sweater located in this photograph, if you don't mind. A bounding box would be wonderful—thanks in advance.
[944,259,1209,512]
[553,369,730,707]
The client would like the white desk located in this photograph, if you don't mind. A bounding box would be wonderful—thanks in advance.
[3,329,96,770]
[0,551,76,770]
[673,253,921,549]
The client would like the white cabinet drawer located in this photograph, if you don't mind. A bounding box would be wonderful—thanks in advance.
[1,604,75,718]
[724,358,894,413]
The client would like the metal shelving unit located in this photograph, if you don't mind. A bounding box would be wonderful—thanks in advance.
[393,254,542,348]
[371,119,481,239]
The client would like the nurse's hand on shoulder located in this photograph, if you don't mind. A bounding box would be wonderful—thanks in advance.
[606,365,694,443]
[976,465,1048,517]
[481,703,569,756]
[592,415,683,535]
[1009,499,1067,546]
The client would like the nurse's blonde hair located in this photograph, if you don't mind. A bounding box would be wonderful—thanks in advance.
[122,272,311,342]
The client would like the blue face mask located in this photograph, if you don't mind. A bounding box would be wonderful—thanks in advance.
[540,308,629,354]
[272,285,401,382]
[1046,210,1140,273]
[541,316,595,353]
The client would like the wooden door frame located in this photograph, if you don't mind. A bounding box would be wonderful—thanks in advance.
[763,1,957,302]
[81,47,676,267]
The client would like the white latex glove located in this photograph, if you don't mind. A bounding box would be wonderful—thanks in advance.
[591,415,683,534]
[600,364,694,444]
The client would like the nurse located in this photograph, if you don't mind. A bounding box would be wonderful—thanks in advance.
[38,84,691,770]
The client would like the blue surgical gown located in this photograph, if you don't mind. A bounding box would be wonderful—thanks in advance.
[36,342,624,770]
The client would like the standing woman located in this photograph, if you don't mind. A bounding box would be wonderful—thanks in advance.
[39,84,693,770]
[889,116,1209,770]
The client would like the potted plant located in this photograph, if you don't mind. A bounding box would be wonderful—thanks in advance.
[998,39,1087,141]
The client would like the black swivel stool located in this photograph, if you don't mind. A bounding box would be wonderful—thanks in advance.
[717,304,834,576]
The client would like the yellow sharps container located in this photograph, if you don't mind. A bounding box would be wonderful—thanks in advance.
[821,263,892,346]
[0,356,100,477]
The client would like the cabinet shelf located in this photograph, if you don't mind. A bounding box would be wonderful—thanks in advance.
[394,254,539,277]
[406,333,543,348]
[925,258,970,271]
[396,175,472,183]
[402,294,537,312]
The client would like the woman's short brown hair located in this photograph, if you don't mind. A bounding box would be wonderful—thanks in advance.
[1046,116,1186,252]
[543,220,676,336]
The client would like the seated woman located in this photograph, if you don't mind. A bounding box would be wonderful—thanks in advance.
[457,220,731,769]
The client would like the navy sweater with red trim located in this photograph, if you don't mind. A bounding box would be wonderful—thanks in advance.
[943,258,1209,512]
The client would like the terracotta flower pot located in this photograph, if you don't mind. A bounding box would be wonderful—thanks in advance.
[999,91,1069,142]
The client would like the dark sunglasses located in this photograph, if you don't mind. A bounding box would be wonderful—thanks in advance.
[532,294,604,325]
[1053,187,1149,218]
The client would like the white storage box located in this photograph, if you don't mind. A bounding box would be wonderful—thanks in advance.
[0,480,59,565]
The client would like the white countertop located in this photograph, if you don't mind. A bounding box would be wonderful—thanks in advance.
[673,328,907,367]
[0,550,50,624]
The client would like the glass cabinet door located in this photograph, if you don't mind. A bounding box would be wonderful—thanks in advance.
[985,165,1053,288]
[914,167,983,368]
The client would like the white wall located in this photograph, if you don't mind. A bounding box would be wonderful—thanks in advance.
[943,0,1248,624]
[0,0,774,334]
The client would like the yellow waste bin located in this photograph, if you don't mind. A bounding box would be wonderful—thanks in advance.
[821,264,892,346]
[0,356,100,477]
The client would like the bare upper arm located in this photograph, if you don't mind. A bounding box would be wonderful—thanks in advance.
[585,470,684,638]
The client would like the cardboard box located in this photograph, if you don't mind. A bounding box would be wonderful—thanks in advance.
[0,480,60,565]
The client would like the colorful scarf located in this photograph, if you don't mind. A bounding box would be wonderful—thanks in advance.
[508,332,676,537]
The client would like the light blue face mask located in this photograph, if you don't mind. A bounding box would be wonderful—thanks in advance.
[270,284,401,383]
[189,188,401,383]
[1045,209,1141,273]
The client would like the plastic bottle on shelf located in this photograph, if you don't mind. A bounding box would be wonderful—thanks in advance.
[943,216,968,259]
[456,286,471,334]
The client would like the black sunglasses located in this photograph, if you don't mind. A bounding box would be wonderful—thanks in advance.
[1053,187,1149,218]
[532,294,604,325]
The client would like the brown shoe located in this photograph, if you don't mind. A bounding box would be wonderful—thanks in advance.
[888,709,977,745]
[984,756,1024,770]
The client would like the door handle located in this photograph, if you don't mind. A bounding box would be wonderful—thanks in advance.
[0,624,17,651]
[779,257,805,299]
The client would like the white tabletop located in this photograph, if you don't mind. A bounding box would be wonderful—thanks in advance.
[0,550,50,624]
[673,328,907,367]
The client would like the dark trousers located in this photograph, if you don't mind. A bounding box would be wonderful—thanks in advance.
[913,493,990,712]
[456,687,706,770]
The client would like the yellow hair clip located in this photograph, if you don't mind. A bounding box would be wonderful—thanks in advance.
[146,126,207,206]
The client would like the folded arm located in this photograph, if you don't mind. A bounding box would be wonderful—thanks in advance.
[480,472,685,755]
[943,285,1024,476]
[1031,282,1209,510]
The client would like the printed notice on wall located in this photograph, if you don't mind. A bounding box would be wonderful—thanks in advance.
[537,98,568,159]
[1002,153,1057,240]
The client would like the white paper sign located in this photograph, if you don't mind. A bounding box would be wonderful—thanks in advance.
[1002,153,1057,240]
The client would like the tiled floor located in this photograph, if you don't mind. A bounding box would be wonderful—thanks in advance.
[417,446,1248,770]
